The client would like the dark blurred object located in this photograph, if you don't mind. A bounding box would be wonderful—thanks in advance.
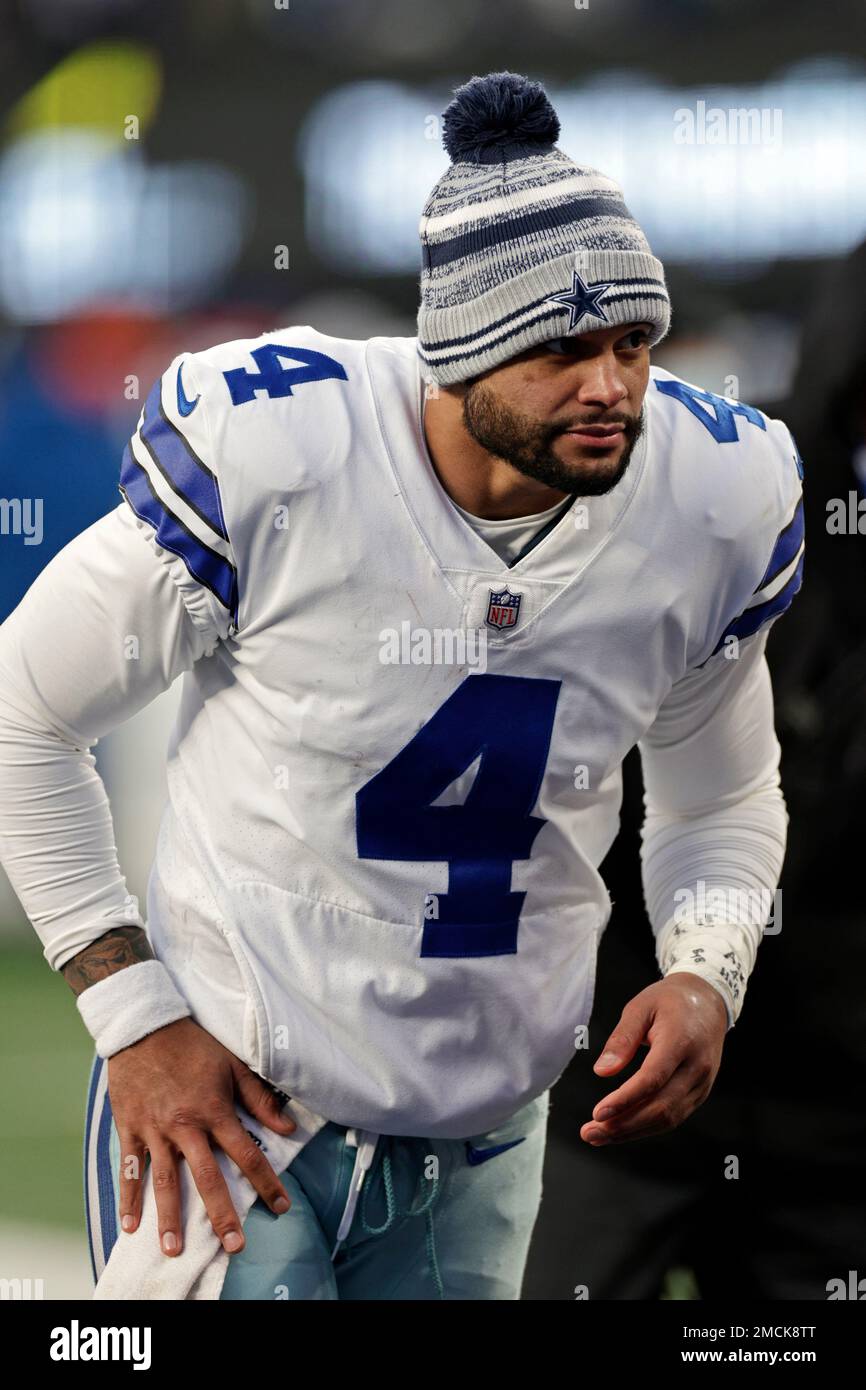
[524,239,866,1300]
[768,241,866,916]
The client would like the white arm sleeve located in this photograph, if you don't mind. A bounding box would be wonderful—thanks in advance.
[0,503,216,1050]
[637,631,787,1030]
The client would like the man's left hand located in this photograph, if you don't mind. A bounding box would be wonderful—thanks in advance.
[580,973,728,1146]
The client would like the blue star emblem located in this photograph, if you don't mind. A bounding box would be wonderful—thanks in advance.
[543,269,616,333]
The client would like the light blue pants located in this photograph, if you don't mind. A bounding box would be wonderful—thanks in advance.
[84,1054,550,1300]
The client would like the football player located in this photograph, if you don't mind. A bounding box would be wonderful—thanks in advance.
[0,71,802,1299]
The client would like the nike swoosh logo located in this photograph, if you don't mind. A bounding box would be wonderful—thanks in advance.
[465,1137,526,1166]
[176,362,200,417]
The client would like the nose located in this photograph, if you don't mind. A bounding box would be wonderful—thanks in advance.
[575,353,628,411]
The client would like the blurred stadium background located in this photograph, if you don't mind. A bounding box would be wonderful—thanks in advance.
[1,0,864,1299]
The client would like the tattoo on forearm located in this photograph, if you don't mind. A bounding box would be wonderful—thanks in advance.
[61,926,153,996]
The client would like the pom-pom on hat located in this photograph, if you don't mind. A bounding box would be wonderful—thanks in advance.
[441,70,560,164]
[417,71,671,387]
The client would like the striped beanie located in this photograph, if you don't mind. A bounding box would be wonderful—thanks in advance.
[417,71,671,387]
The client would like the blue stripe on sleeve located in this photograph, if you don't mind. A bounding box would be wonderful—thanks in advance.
[138,376,229,541]
[755,496,804,592]
[712,551,804,654]
[120,445,238,621]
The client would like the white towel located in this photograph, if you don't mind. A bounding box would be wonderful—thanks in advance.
[94,1100,328,1300]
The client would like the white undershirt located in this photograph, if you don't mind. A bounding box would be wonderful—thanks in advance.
[450,496,570,565]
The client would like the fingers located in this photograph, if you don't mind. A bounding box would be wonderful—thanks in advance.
[582,1070,709,1145]
[176,1131,248,1256]
[586,979,726,1146]
[147,1138,184,1256]
[133,1121,289,1258]
[232,1064,296,1135]
[211,1116,291,1217]
[117,1131,147,1235]
[107,1026,295,1259]
[591,1032,683,1123]
[586,1118,672,1145]
[592,998,654,1076]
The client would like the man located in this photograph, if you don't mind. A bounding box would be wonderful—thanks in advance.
[0,71,802,1300]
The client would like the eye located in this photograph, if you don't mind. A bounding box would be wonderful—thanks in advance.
[543,337,575,355]
[620,328,650,350]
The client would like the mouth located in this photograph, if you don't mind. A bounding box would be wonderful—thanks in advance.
[561,424,626,449]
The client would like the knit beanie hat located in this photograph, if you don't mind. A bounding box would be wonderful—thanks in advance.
[416,71,671,387]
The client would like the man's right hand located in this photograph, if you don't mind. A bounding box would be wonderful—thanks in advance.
[107,1016,296,1257]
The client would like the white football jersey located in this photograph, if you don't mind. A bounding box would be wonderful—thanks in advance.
[116,326,803,1137]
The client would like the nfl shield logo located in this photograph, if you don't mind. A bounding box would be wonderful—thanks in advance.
[485,587,522,631]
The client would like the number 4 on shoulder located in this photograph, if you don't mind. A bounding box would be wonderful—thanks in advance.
[222,344,347,406]
[655,378,765,444]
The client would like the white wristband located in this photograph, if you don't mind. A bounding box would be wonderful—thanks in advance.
[76,958,192,1058]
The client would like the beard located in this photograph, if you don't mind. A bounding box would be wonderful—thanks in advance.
[461,380,645,497]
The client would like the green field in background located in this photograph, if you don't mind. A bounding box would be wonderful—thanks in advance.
[0,943,94,1230]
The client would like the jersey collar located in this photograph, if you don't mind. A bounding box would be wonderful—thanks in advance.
[365,335,649,592]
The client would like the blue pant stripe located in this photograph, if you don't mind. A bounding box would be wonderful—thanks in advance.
[83,1054,101,1284]
[84,1054,119,1282]
[96,1082,118,1267]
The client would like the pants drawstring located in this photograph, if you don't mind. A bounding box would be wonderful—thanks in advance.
[343,1134,445,1299]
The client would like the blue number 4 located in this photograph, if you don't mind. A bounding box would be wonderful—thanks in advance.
[356,674,560,958]
[655,378,765,443]
[223,344,347,406]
